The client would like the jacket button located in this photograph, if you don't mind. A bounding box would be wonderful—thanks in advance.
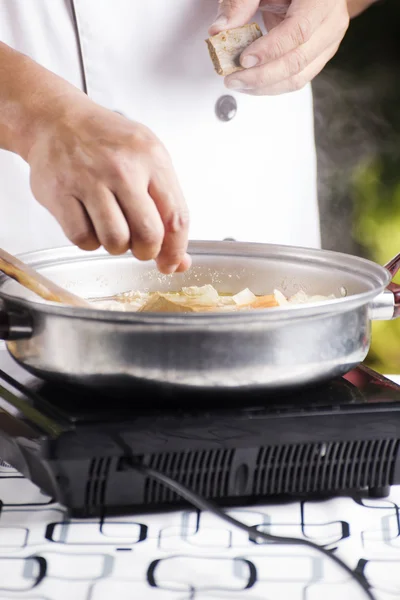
[215,95,237,122]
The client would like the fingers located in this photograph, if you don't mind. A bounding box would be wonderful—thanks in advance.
[82,186,131,255]
[223,0,349,95]
[112,175,165,262]
[259,0,290,14]
[67,163,188,273]
[45,181,188,275]
[148,170,190,275]
[113,168,189,274]
[236,41,340,95]
[30,105,191,274]
[174,253,192,273]
[49,196,100,251]
[105,135,189,273]
[209,0,260,35]
[239,13,320,69]
[257,0,347,64]
[260,14,285,32]
[225,18,343,91]
[65,182,189,274]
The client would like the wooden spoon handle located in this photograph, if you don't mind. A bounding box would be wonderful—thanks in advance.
[0,248,92,308]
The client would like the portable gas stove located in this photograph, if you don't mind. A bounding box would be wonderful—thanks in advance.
[1,344,400,518]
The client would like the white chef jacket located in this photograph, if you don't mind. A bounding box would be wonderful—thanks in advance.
[0,0,321,255]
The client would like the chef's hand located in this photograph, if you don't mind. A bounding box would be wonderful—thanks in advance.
[209,0,350,95]
[27,99,191,274]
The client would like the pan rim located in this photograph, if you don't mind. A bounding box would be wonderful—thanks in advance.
[0,240,391,324]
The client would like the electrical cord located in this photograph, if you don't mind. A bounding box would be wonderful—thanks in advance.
[130,461,376,600]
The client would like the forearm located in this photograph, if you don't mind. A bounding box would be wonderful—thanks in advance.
[0,42,86,161]
[347,0,379,18]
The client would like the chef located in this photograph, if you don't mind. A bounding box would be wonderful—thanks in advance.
[0,0,376,274]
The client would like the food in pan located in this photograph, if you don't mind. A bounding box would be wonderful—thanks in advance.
[92,285,337,313]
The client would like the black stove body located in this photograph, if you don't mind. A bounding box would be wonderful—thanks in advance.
[1,347,400,517]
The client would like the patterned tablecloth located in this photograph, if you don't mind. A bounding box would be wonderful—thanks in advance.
[1,371,400,600]
[1,461,400,600]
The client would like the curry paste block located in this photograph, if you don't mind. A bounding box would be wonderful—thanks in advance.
[206,23,262,76]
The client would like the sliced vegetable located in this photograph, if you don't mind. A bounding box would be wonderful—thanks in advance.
[92,284,337,313]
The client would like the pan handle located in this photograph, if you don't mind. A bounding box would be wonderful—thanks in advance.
[385,254,400,319]
[0,303,32,340]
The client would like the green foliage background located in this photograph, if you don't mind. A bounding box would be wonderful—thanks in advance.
[353,159,400,372]
[314,0,400,374]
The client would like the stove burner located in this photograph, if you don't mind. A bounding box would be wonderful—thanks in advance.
[0,345,400,518]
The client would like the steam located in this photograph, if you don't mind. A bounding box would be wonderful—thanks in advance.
[314,66,396,192]
[312,64,399,253]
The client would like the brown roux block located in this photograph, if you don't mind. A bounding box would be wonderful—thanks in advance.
[206,23,262,76]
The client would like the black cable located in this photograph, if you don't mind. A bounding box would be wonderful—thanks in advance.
[131,461,376,600]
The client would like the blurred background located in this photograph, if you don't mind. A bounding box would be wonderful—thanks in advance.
[312,0,400,374]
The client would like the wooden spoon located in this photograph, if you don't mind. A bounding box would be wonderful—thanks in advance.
[0,247,92,308]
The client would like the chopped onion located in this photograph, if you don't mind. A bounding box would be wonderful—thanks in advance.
[94,283,339,313]
[232,288,256,305]
[273,289,288,306]
[181,285,220,306]
[288,290,336,304]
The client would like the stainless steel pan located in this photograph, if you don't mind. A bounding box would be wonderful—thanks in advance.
[0,240,399,391]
